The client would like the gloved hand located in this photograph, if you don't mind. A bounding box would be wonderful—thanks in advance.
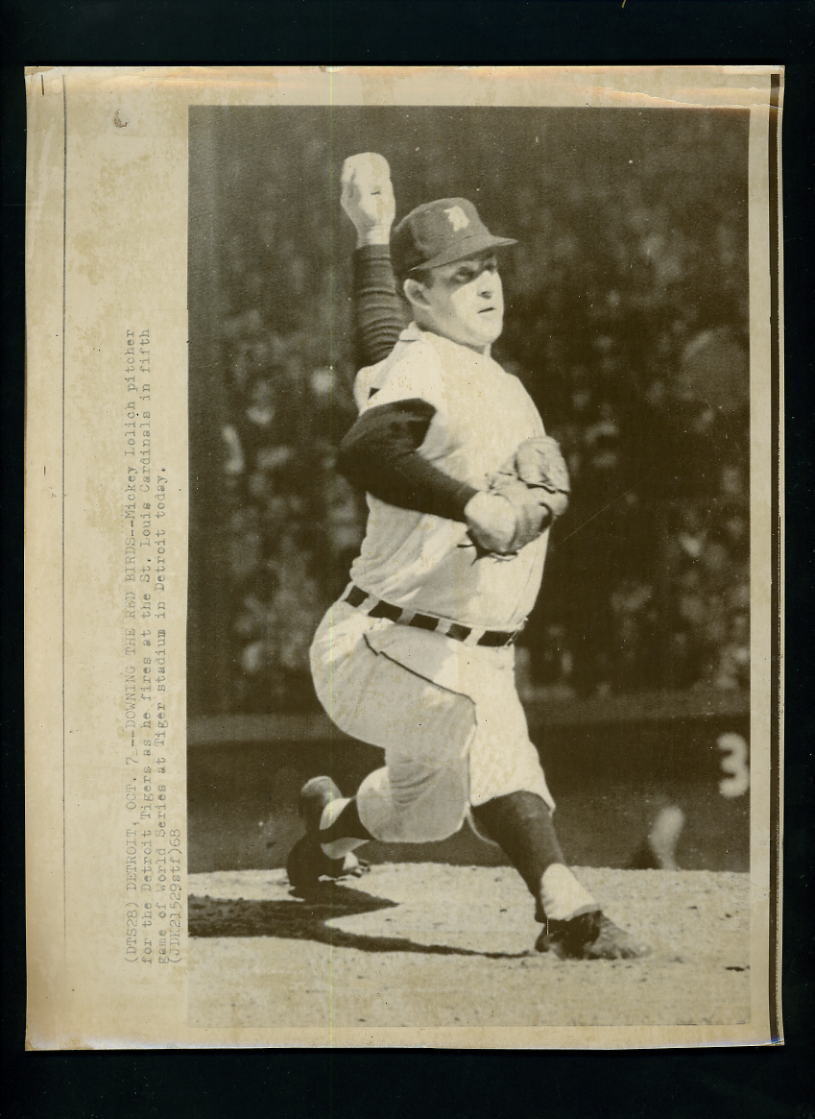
[490,436,571,519]
[464,487,551,556]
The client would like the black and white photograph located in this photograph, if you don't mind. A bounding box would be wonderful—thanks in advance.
[22,65,781,1050]
[185,84,777,1034]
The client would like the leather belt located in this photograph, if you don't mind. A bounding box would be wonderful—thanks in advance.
[342,584,522,648]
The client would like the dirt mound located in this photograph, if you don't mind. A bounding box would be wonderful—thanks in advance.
[188,863,749,1031]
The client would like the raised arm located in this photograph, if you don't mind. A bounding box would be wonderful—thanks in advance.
[337,156,548,555]
[341,153,405,367]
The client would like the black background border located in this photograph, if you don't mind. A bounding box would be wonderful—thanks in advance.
[2,3,812,1117]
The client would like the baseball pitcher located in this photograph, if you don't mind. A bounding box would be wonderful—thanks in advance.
[288,153,646,959]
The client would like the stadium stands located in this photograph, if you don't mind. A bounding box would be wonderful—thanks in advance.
[189,106,749,715]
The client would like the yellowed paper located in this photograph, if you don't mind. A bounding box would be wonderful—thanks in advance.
[25,65,783,1049]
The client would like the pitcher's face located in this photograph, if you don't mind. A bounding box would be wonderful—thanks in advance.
[419,251,504,351]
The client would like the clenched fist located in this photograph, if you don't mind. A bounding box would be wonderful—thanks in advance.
[340,152,396,247]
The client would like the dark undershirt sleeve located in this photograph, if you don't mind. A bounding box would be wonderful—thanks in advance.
[352,244,406,367]
[338,398,479,522]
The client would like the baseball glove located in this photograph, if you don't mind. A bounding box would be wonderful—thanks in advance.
[491,436,571,520]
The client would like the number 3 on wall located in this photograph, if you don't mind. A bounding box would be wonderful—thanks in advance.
[717,732,750,799]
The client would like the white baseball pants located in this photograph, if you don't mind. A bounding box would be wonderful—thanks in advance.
[309,599,554,844]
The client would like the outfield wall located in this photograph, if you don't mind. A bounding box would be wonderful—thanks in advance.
[188,689,749,875]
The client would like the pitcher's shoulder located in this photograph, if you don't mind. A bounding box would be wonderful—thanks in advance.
[355,329,446,412]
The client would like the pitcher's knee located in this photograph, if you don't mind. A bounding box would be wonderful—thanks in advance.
[363,782,468,844]
[413,797,468,843]
[389,762,469,841]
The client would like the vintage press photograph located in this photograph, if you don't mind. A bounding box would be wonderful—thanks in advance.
[186,103,756,1030]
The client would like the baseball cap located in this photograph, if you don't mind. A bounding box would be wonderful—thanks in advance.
[391,197,517,276]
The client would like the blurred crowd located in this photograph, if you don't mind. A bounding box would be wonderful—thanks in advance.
[196,108,749,712]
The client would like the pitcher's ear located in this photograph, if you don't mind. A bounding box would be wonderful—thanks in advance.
[403,275,429,308]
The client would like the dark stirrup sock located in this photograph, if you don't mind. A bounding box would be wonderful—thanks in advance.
[471,791,598,921]
[471,791,565,894]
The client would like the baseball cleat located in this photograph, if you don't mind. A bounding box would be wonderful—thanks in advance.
[535,910,649,960]
[286,776,367,892]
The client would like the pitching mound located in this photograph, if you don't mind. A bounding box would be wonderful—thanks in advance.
[188,863,749,1030]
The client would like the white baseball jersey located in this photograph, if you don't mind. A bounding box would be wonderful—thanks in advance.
[349,322,549,631]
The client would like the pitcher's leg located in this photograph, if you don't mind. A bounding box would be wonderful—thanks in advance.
[353,751,471,844]
[288,754,472,891]
[471,792,598,922]
[316,695,474,852]
[472,784,647,959]
[290,622,475,889]
[335,634,476,844]
[470,723,598,924]
[467,652,647,958]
